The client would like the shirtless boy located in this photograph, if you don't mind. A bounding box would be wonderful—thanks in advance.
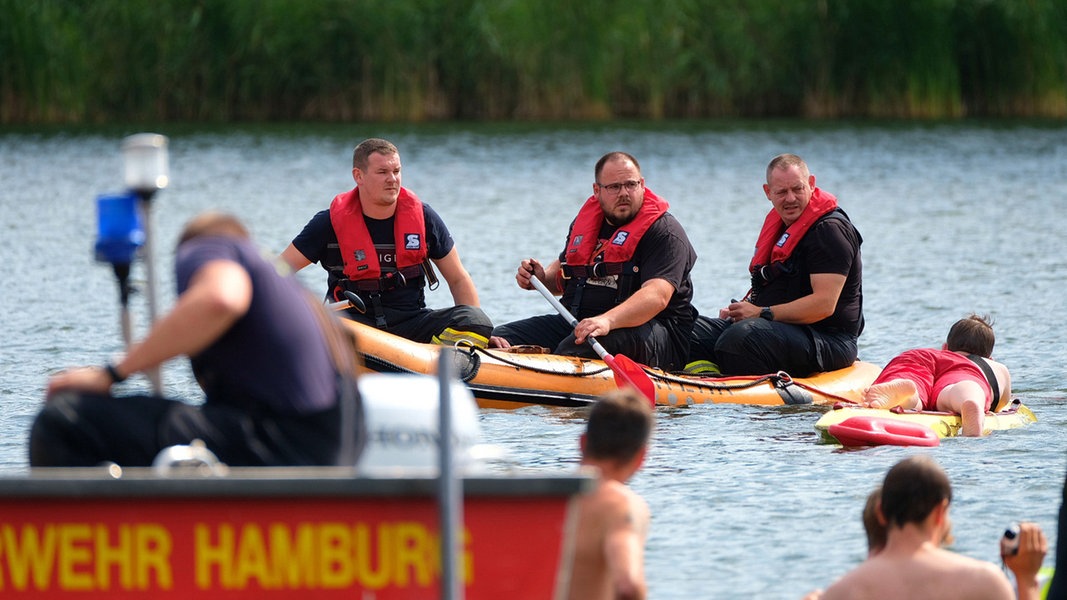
[568,389,653,600]
[820,455,1018,600]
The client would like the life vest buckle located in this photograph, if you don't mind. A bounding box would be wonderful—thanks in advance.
[380,270,407,291]
[773,371,794,388]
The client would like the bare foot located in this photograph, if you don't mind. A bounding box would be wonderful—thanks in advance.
[959,401,985,436]
[863,379,921,410]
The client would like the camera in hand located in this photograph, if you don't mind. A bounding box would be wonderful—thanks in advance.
[1002,524,1020,556]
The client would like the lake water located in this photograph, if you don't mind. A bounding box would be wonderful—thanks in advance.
[2,120,1066,598]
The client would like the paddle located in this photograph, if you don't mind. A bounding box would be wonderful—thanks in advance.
[328,290,368,314]
[528,276,657,406]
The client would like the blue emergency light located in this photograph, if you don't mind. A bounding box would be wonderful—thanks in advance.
[94,192,145,265]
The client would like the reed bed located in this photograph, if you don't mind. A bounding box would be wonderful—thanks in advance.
[2,0,1065,124]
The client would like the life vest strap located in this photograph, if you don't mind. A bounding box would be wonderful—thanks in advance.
[340,264,425,293]
[562,262,632,279]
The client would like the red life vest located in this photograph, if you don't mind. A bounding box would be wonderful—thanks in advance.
[749,187,838,275]
[565,188,669,270]
[329,186,427,284]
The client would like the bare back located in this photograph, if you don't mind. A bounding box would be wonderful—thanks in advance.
[567,479,650,600]
[822,544,1014,600]
[988,358,1012,409]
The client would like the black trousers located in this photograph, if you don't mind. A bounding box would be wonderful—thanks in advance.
[345,304,493,345]
[492,313,687,371]
[688,316,858,377]
[29,391,344,468]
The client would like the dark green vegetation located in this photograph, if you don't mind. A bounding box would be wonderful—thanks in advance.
[3,0,1066,124]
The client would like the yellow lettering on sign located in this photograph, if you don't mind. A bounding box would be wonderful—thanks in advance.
[394,522,433,586]
[93,522,132,589]
[191,521,474,591]
[354,522,391,589]
[232,524,271,588]
[135,524,173,589]
[1,524,56,590]
[57,523,93,590]
[269,523,317,589]
[318,523,349,588]
[0,523,173,592]
[195,523,233,589]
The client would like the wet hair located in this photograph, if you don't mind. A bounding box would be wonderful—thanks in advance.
[880,455,952,529]
[584,389,653,463]
[352,138,399,170]
[863,487,886,554]
[945,313,995,357]
[594,151,641,182]
[766,153,810,182]
[177,211,249,247]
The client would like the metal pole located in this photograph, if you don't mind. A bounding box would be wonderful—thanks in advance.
[138,193,163,393]
[438,348,463,600]
[114,263,134,348]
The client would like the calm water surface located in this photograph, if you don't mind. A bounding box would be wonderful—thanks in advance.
[2,121,1066,599]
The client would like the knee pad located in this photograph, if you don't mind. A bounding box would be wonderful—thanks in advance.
[432,327,489,349]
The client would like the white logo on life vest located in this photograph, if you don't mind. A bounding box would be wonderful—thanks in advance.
[572,235,583,246]
[405,233,421,250]
[588,275,619,289]
[612,231,629,246]
[776,232,790,248]
[354,249,366,262]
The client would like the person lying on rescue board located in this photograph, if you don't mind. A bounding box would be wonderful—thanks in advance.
[862,313,1011,437]
[489,151,698,372]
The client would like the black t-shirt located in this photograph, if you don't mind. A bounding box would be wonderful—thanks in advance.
[751,211,864,335]
[559,212,698,329]
[291,203,455,312]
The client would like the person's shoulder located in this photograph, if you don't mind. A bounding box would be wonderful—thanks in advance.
[819,562,877,600]
[420,201,446,222]
[918,548,1012,598]
[950,556,1015,598]
[814,210,862,239]
[303,209,332,228]
[588,479,647,517]
[647,212,695,245]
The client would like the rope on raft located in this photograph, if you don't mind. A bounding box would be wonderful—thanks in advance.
[469,345,612,377]
[470,344,858,403]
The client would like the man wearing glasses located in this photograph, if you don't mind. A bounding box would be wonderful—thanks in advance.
[489,151,697,371]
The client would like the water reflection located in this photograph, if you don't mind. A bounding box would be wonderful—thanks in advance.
[2,121,1066,599]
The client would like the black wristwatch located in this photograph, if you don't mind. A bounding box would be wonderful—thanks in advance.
[760,306,774,321]
[104,362,127,383]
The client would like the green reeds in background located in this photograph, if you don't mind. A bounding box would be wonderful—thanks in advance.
[2,0,1065,124]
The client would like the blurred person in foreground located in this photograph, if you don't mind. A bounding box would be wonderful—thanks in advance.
[31,212,363,467]
[569,388,654,600]
[811,455,1044,600]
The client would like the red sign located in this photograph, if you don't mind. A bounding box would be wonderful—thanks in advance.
[0,495,575,599]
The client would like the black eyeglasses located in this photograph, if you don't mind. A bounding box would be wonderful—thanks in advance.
[598,180,642,194]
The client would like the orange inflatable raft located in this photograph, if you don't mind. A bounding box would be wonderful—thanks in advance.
[343,320,881,409]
